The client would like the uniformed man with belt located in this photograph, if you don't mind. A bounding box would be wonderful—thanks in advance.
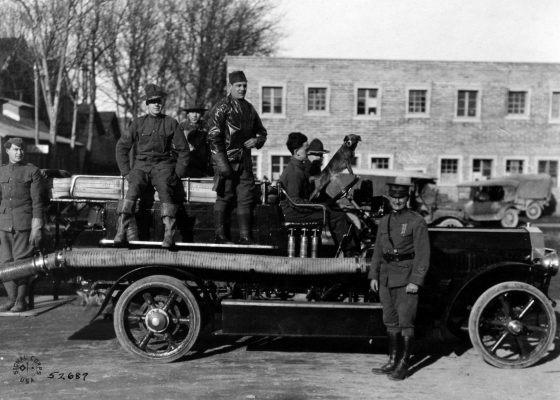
[369,178,430,380]
[0,137,45,312]
[115,84,190,248]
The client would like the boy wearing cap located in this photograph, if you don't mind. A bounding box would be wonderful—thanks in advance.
[0,137,45,312]
[206,70,267,244]
[115,83,190,248]
[180,101,212,177]
[279,132,353,256]
[369,178,430,380]
[306,138,329,178]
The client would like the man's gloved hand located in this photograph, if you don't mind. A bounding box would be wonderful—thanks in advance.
[29,217,43,249]
[212,153,233,178]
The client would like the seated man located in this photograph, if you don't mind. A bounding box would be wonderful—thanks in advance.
[278,132,357,257]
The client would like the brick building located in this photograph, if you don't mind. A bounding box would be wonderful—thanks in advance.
[227,56,560,199]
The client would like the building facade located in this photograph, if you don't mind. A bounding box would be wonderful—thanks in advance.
[227,56,560,199]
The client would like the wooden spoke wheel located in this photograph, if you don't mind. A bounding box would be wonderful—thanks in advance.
[525,202,542,220]
[114,275,202,363]
[436,218,464,227]
[500,209,519,228]
[468,281,556,368]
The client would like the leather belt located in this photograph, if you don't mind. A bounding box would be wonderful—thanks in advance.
[383,252,415,263]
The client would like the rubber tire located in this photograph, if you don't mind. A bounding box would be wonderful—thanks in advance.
[468,281,556,369]
[114,275,202,363]
[500,209,519,228]
[525,202,542,220]
[436,218,464,227]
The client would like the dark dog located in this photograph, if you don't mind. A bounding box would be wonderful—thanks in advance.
[309,134,361,201]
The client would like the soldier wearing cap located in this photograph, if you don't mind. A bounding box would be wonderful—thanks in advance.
[115,83,190,248]
[207,70,267,244]
[179,101,212,177]
[306,138,329,178]
[369,177,430,380]
[0,137,45,312]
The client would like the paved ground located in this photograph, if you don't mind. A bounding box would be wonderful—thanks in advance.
[1,219,560,399]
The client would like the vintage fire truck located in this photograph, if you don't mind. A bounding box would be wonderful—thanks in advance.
[0,174,558,369]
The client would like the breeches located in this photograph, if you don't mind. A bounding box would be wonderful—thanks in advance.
[126,165,181,204]
[379,284,419,337]
[213,166,255,214]
[0,230,33,284]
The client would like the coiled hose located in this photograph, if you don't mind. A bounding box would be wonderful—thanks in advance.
[0,248,365,282]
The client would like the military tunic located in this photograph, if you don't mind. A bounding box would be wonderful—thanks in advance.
[115,114,190,204]
[368,208,430,337]
[0,162,44,265]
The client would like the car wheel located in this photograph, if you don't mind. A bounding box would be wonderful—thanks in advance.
[436,218,464,227]
[468,281,556,368]
[500,209,519,228]
[525,202,542,220]
[114,275,202,363]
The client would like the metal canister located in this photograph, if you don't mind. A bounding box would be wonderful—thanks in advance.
[311,229,320,258]
[300,228,308,258]
[287,228,296,257]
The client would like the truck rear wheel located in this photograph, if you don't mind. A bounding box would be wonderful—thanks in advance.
[114,275,202,363]
[525,202,542,220]
[468,281,556,368]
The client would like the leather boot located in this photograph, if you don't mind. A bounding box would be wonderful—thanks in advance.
[10,282,28,312]
[237,211,253,244]
[161,203,179,248]
[371,331,399,375]
[0,280,16,312]
[389,335,413,381]
[126,201,140,242]
[113,199,135,245]
[214,210,233,244]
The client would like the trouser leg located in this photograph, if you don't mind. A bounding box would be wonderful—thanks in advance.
[236,166,255,244]
[214,173,235,243]
[114,199,136,245]
[161,203,179,248]
[0,280,16,312]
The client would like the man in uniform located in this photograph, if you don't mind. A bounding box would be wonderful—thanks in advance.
[179,101,212,177]
[0,137,44,312]
[207,70,267,244]
[369,178,430,380]
[115,83,190,248]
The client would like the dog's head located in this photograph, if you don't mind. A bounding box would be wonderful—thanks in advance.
[343,134,361,150]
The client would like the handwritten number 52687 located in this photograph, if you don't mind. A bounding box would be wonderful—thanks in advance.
[47,372,88,381]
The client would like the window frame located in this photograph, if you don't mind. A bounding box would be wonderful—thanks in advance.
[454,86,482,122]
[368,154,393,169]
[438,156,463,185]
[269,151,292,182]
[536,158,560,187]
[504,157,529,175]
[353,84,381,120]
[405,85,431,118]
[259,83,287,119]
[251,151,262,180]
[505,88,531,120]
[549,89,560,123]
[469,156,497,181]
[304,84,330,115]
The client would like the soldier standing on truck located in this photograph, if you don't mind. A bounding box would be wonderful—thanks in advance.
[179,101,213,178]
[369,178,431,380]
[115,84,190,248]
[206,70,267,244]
[0,137,45,312]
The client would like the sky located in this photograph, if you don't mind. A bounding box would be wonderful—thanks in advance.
[275,0,560,62]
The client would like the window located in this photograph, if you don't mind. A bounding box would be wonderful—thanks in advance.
[456,90,479,119]
[472,158,493,180]
[356,88,379,116]
[551,91,560,121]
[270,155,291,181]
[538,160,558,186]
[440,158,459,184]
[505,159,524,174]
[251,155,260,178]
[370,157,390,169]
[261,86,283,115]
[507,91,528,116]
[407,89,428,114]
[307,87,327,112]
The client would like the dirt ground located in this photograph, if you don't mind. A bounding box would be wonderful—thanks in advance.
[0,298,559,400]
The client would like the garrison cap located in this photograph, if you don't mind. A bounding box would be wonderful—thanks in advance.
[387,176,412,198]
[229,70,247,84]
[307,139,329,156]
[142,83,166,100]
[286,132,308,155]
[4,137,24,149]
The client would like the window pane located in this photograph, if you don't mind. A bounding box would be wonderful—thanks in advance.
[271,155,291,181]
[357,88,377,115]
[473,159,492,179]
[538,160,558,186]
[308,88,327,111]
[440,159,459,184]
[552,92,560,119]
[371,157,389,169]
[457,90,478,117]
[408,90,427,113]
[507,91,526,114]
[262,86,282,114]
[506,159,524,174]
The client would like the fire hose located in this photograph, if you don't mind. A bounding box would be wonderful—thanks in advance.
[0,248,366,283]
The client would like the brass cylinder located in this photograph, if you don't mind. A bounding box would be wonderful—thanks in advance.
[311,229,321,258]
[287,228,296,257]
[300,228,308,258]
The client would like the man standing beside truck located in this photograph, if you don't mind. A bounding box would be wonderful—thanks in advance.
[369,178,431,380]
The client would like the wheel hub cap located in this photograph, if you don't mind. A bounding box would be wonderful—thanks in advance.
[144,309,170,333]
[507,320,523,335]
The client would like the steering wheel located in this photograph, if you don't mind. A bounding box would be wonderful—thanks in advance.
[331,176,360,202]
